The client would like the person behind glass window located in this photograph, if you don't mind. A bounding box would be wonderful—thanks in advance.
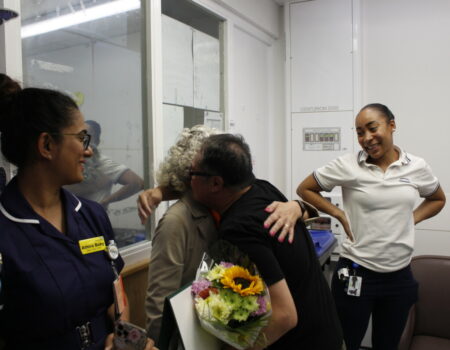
[66,120,143,209]
[0,74,156,350]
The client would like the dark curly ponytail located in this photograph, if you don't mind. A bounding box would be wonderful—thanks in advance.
[0,73,21,133]
[0,73,78,168]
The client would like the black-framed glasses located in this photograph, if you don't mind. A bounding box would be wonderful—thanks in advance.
[52,131,91,150]
[189,168,215,178]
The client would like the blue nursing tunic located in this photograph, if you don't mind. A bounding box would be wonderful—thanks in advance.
[0,177,124,349]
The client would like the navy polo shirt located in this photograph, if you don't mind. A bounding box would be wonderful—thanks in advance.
[0,177,124,349]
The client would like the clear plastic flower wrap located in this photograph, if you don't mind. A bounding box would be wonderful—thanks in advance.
[191,241,272,350]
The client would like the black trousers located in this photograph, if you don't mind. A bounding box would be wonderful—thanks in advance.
[331,258,418,350]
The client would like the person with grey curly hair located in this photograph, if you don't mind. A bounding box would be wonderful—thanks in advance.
[155,125,218,193]
[144,125,219,343]
[137,125,218,222]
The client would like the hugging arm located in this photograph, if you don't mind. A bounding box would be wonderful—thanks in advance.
[263,199,319,243]
[137,186,182,224]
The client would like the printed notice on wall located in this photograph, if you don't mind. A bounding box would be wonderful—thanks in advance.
[303,127,341,151]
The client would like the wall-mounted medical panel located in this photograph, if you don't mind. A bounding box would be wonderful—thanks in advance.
[290,0,353,113]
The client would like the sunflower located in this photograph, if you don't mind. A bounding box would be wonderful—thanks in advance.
[220,266,264,296]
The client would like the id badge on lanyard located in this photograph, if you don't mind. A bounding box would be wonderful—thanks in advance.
[107,240,127,320]
[347,275,363,297]
[338,262,363,297]
[78,236,126,319]
[347,263,362,297]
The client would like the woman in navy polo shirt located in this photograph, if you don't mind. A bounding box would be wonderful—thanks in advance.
[0,74,156,350]
[270,103,445,350]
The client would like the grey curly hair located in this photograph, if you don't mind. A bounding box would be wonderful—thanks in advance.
[156,125,219,192]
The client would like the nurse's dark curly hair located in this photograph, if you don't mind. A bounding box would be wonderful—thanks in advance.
[0,73,78,168]
[360,103,395,122]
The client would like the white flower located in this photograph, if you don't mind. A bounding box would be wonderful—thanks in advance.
[195,297,213,321]
[206,264,227,281]
[208,293,233,324]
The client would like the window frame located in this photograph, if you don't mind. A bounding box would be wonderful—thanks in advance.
[0,0,228,266]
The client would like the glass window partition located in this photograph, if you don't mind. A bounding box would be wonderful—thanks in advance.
[21,0,149,248]
[161,0,224,155]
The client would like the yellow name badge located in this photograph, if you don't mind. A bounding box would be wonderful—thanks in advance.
[79,236,106,255]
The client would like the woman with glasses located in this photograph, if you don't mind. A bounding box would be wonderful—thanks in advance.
[0,74,156,350]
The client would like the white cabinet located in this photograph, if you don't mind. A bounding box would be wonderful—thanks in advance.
[193,29,220,111]
[290,0,353,112]
[162,15,220,112]
[287,0,356,198]
[162,15,194,107]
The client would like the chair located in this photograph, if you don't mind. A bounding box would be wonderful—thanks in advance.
[398,255,450,350]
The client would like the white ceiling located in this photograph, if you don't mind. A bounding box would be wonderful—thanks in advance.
[21,0,141,56]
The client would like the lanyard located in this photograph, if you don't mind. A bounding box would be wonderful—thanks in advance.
[352,262,359,275]
[106,240,125,320]
[106,240,120,277]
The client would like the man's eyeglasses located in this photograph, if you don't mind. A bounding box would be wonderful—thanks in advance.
[189,169,215,178]
[52,131,91,150]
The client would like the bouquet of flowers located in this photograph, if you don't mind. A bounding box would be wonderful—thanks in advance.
[191,242,271,349]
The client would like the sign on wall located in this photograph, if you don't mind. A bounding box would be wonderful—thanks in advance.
[303,127,341,151]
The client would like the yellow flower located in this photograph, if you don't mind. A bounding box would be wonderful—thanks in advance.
[221,266,264,296]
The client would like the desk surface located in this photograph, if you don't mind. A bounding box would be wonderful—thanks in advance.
[309,230,338,266]
[318,239,338,266]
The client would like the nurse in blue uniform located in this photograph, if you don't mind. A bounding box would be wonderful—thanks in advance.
[0,74,156,350]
